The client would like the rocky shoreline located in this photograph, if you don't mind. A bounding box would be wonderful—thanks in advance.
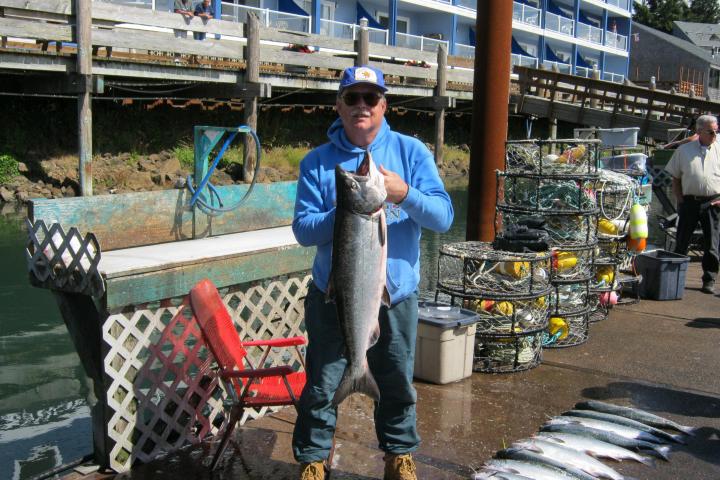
[0,146,469,206]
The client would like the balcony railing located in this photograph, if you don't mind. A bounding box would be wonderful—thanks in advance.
[513,1,540,27]
[455,0,476,11]
[545,12,574,37]
[605,30,627,50]
[575,66,599,78]
[396,32,448,52]
[542,60,572,74]
[454,43,475,58]
[576,22,602,45]
[511,53,538,71]
[605,0,630,10]
[603,71,625,83]
[319,18,388,44]
[220,2,310,33]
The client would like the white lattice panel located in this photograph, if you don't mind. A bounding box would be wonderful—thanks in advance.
[102,274,312,472]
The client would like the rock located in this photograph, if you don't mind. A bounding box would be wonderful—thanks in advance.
[151,173,163,185]
[137,159,155,172]
[157,157,181,175]
[0,187,15,203]
[148,154,161,162]
[17,162,29,173]
[174,177,187,189]
[64,188,76,198]
[16,191,28,203]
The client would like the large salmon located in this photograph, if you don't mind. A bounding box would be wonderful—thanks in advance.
[329,151,390,407]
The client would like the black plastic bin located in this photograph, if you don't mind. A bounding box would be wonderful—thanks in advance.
[635,250,690,300]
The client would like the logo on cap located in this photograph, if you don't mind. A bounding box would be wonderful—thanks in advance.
[354,67,378,84]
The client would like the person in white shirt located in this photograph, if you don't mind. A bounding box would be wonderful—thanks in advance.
[665,114,720,294]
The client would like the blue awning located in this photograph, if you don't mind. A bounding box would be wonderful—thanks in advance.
[278,0,308,16]
[547,0,572,18]
[512,37,534,57]
[545,44,566,63]
[357,3,385,30]
[576,53,594,69]
[469,28,476,47]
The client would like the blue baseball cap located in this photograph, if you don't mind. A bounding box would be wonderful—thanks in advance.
[339,65,387,93]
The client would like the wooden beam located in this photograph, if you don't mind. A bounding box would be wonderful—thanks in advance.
[356,17,368,66]
[243,12,259,181]
[76,0,92,196]
[103,244,313,310]
[434,44,447,165]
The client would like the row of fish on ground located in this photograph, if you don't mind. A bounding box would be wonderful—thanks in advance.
[472,399,695,479]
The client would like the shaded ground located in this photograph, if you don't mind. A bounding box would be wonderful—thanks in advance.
[67,262,720,479]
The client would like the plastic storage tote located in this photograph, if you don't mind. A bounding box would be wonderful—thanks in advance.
[635,250,690,300]
[599,153,647,171]
[598,127,640,147]
[414,302,479,384]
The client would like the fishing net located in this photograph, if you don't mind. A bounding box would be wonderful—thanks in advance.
[496,208,598,248]
[588,292,611,323]
[466,295,550,335]
[474,330,544,373]
[596,169,640,221]
[505,139,600,176]
[544,309,590,349]
[597,235,627,263]
[550,279,590,316]
[591,259,619,291]
[497,173,598,214]
[549,244,595,283]
[436,241,553,299]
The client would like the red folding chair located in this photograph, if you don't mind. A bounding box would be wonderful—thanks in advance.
[188,278,307,470]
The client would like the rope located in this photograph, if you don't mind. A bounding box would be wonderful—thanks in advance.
[186,127,262,216]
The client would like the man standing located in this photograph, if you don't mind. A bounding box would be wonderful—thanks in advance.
[173,0,193,38]
[291,65,454,480]
[665,114,720,294]
[193,0,213,40]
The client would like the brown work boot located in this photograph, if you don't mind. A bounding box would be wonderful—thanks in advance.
[299,461,325,480]
[383,453,417,480]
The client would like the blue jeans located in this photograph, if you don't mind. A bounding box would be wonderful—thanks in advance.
[292,282,420,463]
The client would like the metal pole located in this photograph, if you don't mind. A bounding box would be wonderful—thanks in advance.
[434,44,447,165]
[466,0,513,242]
[76,0,92,196]
[243,12,259,181]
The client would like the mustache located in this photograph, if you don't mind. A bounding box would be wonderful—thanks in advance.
[350,109,371,118]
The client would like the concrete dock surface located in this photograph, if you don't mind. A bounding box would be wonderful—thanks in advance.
[68,262,720,479]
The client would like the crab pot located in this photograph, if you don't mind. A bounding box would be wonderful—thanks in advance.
[474,330,544,373]
[617,271,641,305]
[591,259,619,291]
[496,172,598,214]
[504,138,601,176]
[550,244,596,283]
[466,293,551,336]
[436,241,552,300]
[550,279,591,316]
[544,308,590,348]
[496,208,598,248]
[588,292,611,323]
[597,235,627,263]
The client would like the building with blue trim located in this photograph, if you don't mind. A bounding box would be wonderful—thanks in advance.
[152,0,633,83]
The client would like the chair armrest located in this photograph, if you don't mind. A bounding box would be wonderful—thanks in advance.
[220,365,294,379]
[241,336,307,348]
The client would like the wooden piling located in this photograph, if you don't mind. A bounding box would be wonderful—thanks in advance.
[243,13,259,181]
[356,17,369,66]
[434,44,447,165]
[76,0,92,196]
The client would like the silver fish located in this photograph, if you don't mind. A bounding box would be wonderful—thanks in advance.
[535,432,654,466]
[564,409,686,444]
[575,400,696,436]
[472,470,534,480]
[545,415,667,445]
[512,438,626,480]
[496,447,597,480]
[540,423,671,461]
[329,151,389,406]
[481,459,583,480]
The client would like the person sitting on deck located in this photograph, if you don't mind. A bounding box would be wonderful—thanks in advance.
[193,0,214,41]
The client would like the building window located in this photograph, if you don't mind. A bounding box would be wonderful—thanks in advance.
[377,12,409,33]
[710,68,720,89]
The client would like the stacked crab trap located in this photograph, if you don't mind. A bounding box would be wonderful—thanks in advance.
[498,139,601,349]
[436,242,552,373]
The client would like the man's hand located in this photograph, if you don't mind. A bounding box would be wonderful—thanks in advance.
[379,165,409,204]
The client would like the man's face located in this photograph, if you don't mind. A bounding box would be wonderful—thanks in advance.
[202,0,210,7]
[336,85,387,144]
[698,121,718,146]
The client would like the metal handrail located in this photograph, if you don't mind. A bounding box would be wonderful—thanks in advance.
[512,1,540,27]
[396,32,448,52]
[220,2,310,33]
[576,22,602,44]
[545,11,574,37]
[605,30,627,51]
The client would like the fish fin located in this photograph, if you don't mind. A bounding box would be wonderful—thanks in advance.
[332,365,380,407]
[381,287,391,307]
[669,432,687,445]
[638,455,656,468]
[640,445,671,461]
[368,322,381,348]
[677,425,697,436]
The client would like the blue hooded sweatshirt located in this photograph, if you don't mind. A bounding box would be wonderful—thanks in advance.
[292,117,454,305]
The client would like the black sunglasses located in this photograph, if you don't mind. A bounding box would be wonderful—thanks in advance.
[341,91,383,107]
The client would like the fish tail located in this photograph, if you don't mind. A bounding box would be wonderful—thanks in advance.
[642,445,671,461]
[638,455,656,467]
[676,424,696,436]
[332,366,380,407]
[668,432,687,444]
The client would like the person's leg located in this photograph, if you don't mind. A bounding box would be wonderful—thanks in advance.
[367,292,420,455]
[292,283,346,463]
[674,199,700,256]
[699,204,720,285]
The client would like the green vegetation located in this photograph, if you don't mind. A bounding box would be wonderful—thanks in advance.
[634,0,720,33]
[262,146,308,170]
[0,154,19,184]
[173,144,195,169]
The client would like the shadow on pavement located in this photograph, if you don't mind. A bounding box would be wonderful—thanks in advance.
[686,318,720,329]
